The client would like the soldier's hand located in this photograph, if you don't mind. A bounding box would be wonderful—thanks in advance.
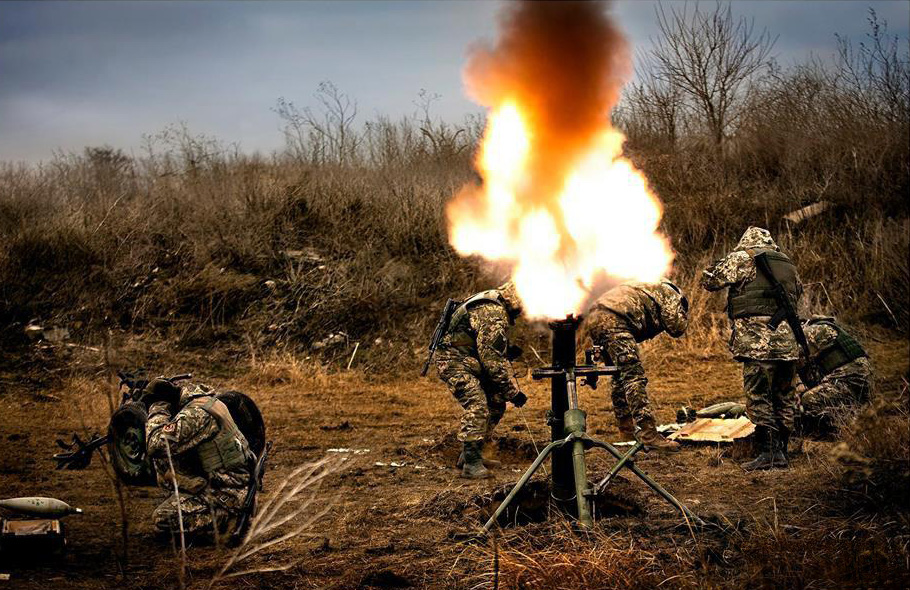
[139,378,181,410]
[510,392,528,408]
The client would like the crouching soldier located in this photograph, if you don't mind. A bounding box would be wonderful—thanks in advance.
[701,227,801,471]
[798,317,873,435]
[141,378,254,541]
[436,282,527,479]
[584,280,689,452]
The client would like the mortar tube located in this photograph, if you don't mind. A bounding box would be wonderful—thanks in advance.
[549,317,578,504]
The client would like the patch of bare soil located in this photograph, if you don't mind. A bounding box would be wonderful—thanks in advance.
[0,335,907,589]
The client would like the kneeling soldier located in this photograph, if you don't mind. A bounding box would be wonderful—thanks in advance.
[584,280,689,452]
[436,282,527,479]
[141,378,254,541]
[798,317,873,434]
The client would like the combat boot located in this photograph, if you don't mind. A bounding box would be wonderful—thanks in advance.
[617,416,636,440]
[636,418,680,453]
[741,425,780,471]
[460,441,492,479]
[741,451,775,471]
[771,427,790,469]
[456,442,501,469]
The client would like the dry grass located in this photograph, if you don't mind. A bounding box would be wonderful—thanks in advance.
[460,524,690,590]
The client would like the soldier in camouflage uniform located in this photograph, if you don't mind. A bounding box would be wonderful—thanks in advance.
[583,280,689,452]
[141,378,254,540]
[797,317,873,435]
[435,282,527,479]
[701,227,802,471]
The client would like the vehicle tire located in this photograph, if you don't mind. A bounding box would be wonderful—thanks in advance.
[107,402,156,486]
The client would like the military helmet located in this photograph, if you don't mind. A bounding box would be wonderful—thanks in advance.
[497,281,524,320]
[658,280,689,338]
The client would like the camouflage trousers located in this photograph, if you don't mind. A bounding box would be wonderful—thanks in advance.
[800,358,873,426]
[596,331,654,426]
[742,360,797,434]
[152,486,247,540]
[436,348,506,443]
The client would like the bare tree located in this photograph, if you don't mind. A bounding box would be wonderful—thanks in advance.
[275,81,362,165]
[620,51,684,149]
[834,9,910,125]
[649,1,775,146]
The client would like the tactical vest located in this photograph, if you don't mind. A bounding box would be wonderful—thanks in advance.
[809,319,867,375]
[728,249,800,319]
[187,396,253,475]
[447,290,506,349]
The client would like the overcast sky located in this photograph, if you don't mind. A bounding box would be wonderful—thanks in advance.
[1,1,907,163]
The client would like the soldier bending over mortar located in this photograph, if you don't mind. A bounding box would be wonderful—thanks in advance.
[435,282,527,479]
[583,280,690,452]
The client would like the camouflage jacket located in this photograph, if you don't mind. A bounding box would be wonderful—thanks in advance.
[146,385,251,495]
[701,228,802,361]
[584,282,688,343]
[438,301,519,400]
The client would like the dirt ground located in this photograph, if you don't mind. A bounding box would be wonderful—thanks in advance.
[0,333,908,590]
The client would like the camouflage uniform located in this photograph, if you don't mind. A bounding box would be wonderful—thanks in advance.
[799,320,872,427]
[701,227,801,448]
[146,383,253,539]
[583,281,688,429]
[436,284,523,444]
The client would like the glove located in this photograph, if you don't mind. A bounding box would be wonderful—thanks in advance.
[510,392,528,408]
[139,378,181,410]
[506,344,524,361]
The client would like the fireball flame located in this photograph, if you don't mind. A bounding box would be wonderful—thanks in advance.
[448,1,674,319]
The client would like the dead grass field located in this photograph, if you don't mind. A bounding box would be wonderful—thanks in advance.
[1,330,906,590]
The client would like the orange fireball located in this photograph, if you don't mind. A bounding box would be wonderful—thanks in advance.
[448,1,673,319]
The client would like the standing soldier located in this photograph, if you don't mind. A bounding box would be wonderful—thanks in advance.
[435,282,527,479]
[798,317,873,434]
[140,378,255,540]
[583,280,689,452]
[701,227,802,471]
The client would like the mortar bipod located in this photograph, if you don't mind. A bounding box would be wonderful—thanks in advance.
[482,363,705,532]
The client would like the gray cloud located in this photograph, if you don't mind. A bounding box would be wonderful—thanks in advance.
[0,1,906,162]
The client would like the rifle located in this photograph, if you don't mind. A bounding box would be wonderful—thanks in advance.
[752,253,821,387]
[232,440,272,544]
[420,298,459,377]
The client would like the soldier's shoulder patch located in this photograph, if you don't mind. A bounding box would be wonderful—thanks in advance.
[162,422,177,433]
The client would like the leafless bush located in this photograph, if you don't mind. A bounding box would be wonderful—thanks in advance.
[207,455,345,587]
